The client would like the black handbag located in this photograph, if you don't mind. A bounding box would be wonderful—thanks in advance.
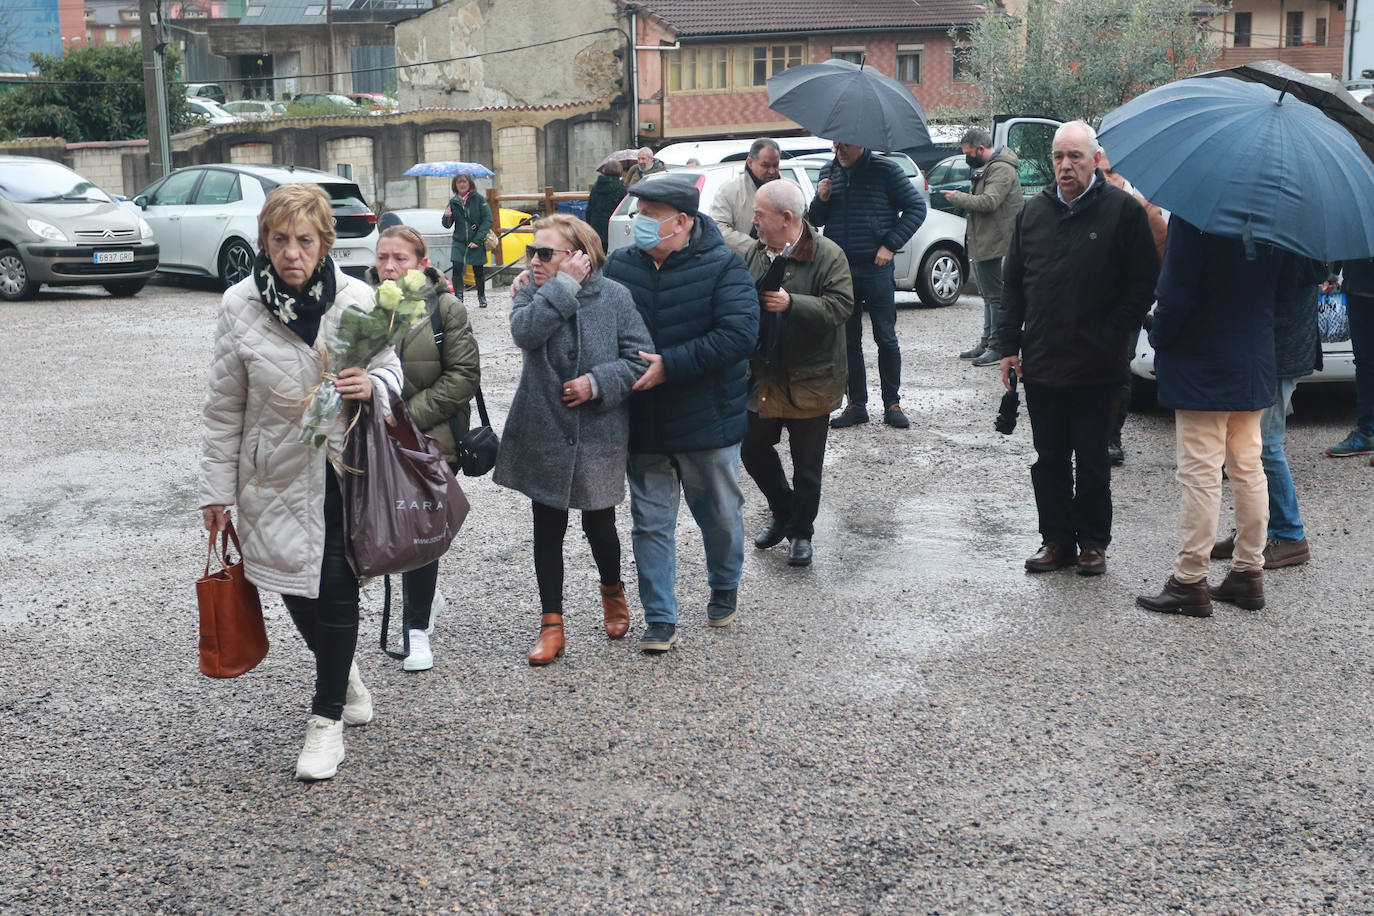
[428,304,499,476]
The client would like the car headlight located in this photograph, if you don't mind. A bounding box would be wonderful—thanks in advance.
[139,217,154,239]
[27,219,68,242]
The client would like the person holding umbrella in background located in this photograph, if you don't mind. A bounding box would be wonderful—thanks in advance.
[767,57,930,431]
[442,172,492,309]
[1096,72,1374,615]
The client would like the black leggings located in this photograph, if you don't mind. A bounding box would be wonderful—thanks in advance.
[464,263,487,302]
[281,472,360,721]
[531,501,620,614]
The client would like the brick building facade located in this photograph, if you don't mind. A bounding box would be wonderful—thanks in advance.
[624,0,986,143]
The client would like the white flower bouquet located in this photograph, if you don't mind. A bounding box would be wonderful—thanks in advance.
[297,269,431,447]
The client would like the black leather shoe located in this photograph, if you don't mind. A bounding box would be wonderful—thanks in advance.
[1210,569,1265,609]
[1211,531,1236,559]
[787,538,813,566]
[1025,542,1075,573]
[883,404,910,429]
[1137,576,1213,617]
[706,589,738,627]
[1075,545,1107,576]
[830,404,869,428]
[1107,443,1125,466]
[753,517,788,550]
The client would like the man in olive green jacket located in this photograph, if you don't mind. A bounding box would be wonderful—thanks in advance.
[941,127,1023,365]
[741,180,854,567]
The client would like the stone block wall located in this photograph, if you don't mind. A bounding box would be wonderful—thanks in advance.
[421,131,463,207]
[496,125,538,193]
[229,143,274,165]
[326,135,377,203]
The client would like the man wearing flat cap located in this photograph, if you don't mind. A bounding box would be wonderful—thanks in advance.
[603,173,759,653]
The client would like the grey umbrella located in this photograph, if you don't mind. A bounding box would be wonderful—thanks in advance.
[767,59,931,151]
[1193,59,1374,164]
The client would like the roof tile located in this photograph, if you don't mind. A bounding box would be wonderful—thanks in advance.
[628,0,987,37]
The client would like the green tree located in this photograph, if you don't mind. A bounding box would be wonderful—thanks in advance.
[956,0,1225,123]
[0,43,191,142]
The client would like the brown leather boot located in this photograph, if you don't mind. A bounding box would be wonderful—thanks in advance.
[600,582,629,640]
[527,612,565,666]
[1210,569,1265,610]
[1136,576,1213,617]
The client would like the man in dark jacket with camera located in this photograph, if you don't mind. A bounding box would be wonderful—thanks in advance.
[604,174,759,653]
[998,121,1159,577]
[809,141,926,429]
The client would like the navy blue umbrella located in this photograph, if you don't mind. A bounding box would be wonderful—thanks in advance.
[1098,77,1374,261]
[767,59,931,151]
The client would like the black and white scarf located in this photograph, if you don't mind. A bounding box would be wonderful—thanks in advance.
[254,250,337,345]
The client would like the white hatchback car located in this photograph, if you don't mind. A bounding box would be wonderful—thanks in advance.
[131,164,379,288]
[607,158,969,307]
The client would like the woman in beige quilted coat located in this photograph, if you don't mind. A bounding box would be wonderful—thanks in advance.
[198,184,402,782]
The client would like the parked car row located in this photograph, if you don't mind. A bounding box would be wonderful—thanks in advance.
[181,84,400,125]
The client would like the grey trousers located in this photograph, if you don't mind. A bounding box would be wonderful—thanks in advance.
[971,257,1005,353]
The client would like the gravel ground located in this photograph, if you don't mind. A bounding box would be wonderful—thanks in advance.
[1,277,1372,915]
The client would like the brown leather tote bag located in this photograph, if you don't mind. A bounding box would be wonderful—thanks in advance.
[196,517,269,678]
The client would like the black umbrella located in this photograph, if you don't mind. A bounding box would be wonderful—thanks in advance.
[1193,59,1374,165]
[767,59,932,150]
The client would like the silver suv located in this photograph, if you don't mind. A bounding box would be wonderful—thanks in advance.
[0,156,159,300]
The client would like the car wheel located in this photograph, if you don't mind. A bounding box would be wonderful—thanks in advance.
[219,238,254,289]
[103,279,146,297]
[916,245,963,308]
[0,246,38,301]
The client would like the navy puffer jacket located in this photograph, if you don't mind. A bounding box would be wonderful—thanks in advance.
[604,214,759,454]
[1151,216,1281,412]
[807,149,926,266]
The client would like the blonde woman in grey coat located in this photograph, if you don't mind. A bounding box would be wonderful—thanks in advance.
[493,213,652,665]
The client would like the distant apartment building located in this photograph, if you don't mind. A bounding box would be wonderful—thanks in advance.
[623,0,986,143]
[1214,0,1347,77]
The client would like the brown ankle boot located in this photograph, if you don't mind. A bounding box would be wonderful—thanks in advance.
[600,582,629,640]
[1210,569,1265,610]
[528,612,564,666]
[1136,576,1213,617]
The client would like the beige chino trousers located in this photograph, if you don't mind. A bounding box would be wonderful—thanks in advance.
[1174,409,1268,582]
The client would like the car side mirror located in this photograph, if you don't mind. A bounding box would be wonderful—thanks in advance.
[133,195,148,209]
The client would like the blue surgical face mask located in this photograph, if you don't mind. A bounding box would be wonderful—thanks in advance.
[632,212,676,251]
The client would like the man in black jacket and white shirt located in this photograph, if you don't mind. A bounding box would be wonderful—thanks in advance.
[998,121,1159,577]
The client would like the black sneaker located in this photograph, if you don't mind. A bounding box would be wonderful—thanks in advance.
[971,351,1002,367]
[830,404,869,429]
[640,622,677,652]
[706,588,737,627]
[959,345,986,360]
[883,404,910,429]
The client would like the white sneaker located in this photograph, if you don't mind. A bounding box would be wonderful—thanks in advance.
[342,661,373,726]
[404,629,433,672]
[295,715,344,781]
[426,591,444,636]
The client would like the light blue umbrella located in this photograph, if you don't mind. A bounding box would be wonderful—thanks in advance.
[1098,76,1374,261]
[403,161,495,178]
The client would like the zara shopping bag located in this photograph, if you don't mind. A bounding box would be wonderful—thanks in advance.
[196,517,269,678]
[341,386,470,578]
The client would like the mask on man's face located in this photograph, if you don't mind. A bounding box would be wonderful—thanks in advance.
[965,151,985,170]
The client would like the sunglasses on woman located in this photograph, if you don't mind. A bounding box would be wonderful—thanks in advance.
[526,245,574,263]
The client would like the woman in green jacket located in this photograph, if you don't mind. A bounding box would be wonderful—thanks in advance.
[441,172,493,308]
[367,224,481,671]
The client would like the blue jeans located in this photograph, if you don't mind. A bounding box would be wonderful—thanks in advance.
[844,263,902,408]
[1261,377,1305,542]
[627,445,745,626]
[1348,292,1374,436]
[970,257,1004,353]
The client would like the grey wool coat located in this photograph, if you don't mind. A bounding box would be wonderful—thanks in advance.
[493,271,652,510]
